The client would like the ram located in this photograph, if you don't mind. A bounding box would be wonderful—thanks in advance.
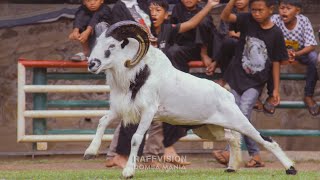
[83,21,297,178]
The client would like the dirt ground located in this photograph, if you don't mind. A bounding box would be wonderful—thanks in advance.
[0,154,319,172]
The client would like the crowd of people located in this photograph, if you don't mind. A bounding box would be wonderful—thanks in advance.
[68,0,320,169]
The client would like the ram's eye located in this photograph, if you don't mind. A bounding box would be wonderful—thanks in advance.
[109,44,115,49]
[105,50,111,58]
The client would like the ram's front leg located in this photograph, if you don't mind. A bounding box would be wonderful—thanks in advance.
[122,108,156,178]
[84,111,117,160]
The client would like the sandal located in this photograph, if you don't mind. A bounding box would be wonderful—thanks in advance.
[212,150,229,166]
[70,52,87,61]
[263,97,276,115]
[245,155,265,168]
[253,99,264,112]
[303,96,319,116]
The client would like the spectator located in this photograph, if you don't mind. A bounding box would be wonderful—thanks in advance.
[213,0,288,168]
[214,0,250,87]
[167,0,218,74]
[265,0,319,116]
[69,0,113,61]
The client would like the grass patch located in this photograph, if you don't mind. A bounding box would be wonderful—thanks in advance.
[0,169,319,180]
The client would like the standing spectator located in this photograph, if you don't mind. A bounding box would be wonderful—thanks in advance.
[69,0,113,61]
[266,0,319,116]
[213,0,288,168]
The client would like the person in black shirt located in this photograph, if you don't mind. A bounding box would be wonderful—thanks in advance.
[69,0,113,61]
[216,0,288,168]
[167,0,217,74]
[214,0,249,87]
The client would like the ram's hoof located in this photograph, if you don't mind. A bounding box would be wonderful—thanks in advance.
[83,154,96,160]
[225,169,236,173]
[123,175,133,179]
[286,166,297,175]
[122,167,135,179]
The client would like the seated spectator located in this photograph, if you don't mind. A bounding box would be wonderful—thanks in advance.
[214,0,250,87]
[69,0,113,61]
[264,0,319,116]
[167,0,219,74]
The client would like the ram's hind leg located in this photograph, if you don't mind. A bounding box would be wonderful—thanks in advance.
[212,104,297,175]
[193,125,242,172]
[224,129,242,172]
[231,115,297,175]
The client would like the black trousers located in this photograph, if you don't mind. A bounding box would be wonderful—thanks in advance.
[116,123,146,156]
[115,123,188,156]
[217,36,238,74]
[165,44,201,73]
[162,123,188,147]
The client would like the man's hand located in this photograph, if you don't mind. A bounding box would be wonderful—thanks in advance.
[206,61,217,75]
[69,29,80,40]
[272,90,280,106]
[207,0,220,8]
[287,49,295,62]
[78,29,91,43]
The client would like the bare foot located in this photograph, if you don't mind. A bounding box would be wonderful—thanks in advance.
[105,157,116,168]
[105,154,128,168]
[113,154,128,168]
[163,146,191,166]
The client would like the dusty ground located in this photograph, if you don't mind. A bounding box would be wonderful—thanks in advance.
[0,154,319,172]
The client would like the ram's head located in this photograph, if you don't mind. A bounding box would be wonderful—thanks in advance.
[88,21,150,74]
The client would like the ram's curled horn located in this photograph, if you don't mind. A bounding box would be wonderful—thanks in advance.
[105,20,150,68]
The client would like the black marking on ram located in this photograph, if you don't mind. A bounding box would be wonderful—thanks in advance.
[121,38,129,49]
[129,65,150,100]
[104,50,111,58]
[260,134,273,142]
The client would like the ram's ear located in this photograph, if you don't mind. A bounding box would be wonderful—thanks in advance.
[121,38,129,49]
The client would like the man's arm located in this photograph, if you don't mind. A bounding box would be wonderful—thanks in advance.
[272,61,280,105]
[179,0,220,33]
[220,0,237,23]
[294,45,316,58]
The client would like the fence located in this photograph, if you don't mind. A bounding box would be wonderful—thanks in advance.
[17,58,320,150]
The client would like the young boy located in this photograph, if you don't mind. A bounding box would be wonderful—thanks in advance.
[167,0,218,74]
[214,0,288,167]
[214,0,250,87]
[268,0,319,116]
[150,0,219,54]
[69,0,113,61]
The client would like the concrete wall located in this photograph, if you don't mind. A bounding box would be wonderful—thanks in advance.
[0,3,319,154]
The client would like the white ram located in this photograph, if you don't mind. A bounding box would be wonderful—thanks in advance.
[84,21,297,178]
